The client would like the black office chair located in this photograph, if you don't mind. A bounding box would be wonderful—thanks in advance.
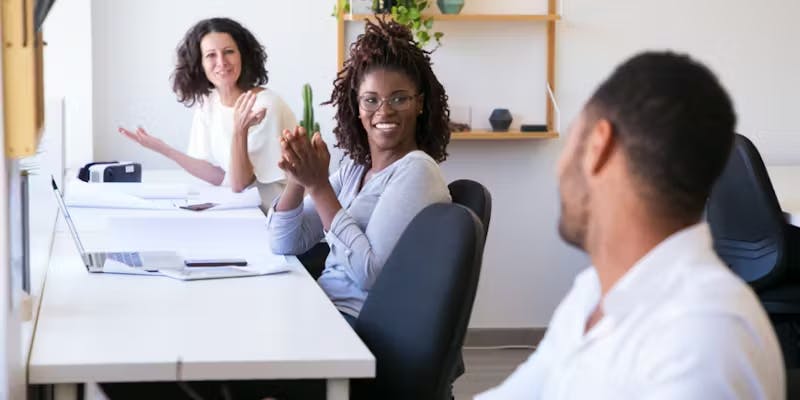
[789,369,800,400]
[351,203,486,400]
[449,179,493,235]
[447,179,492,392]
[707,133,800,367]
[707,134,800,304]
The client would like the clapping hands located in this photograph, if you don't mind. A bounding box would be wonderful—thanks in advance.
[278,126,330,192]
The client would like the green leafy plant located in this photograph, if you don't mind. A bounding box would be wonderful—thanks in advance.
[332,0,349,16]
[299,84,320,139]
[390,0,443,49]
[333,0,443,49]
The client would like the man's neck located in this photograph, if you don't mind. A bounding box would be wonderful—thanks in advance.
[587,203,696,298]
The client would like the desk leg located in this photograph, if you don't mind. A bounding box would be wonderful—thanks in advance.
[326,379,349,400]
[53,384,78,400]
[85,382,109,400]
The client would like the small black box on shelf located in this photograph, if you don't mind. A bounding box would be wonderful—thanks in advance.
[521,124,548,132]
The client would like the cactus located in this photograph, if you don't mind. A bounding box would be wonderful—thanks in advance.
[299,83,320,140]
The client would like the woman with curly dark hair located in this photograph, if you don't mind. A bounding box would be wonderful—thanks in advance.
[118,17,296,195]
[268,18,452,327]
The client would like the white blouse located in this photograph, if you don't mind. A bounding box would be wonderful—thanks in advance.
[186,88,297,185]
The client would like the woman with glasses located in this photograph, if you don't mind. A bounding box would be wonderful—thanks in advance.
[267,18,452,327]
[119,18,296,197]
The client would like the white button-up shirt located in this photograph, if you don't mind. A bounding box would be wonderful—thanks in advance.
[476,223,785,400]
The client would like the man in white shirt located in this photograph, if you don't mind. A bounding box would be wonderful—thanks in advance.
[477,52,785,399]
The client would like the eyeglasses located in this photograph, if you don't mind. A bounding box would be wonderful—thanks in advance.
[357,93,420,113]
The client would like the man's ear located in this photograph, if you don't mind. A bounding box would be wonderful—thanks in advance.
[583,118,616,176]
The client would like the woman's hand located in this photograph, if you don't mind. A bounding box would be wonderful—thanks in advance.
[278,126,330,193]
[119,126,169,155]
[233,90,267,135]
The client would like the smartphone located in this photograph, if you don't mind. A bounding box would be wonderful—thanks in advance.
[180,202,217,211]
[184,259,248,267]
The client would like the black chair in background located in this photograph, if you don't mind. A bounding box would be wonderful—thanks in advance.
[351,203,486,400]
[707,134,800,305]
[446,179,493,394]
[297,180,492,399]
[707,133,800,368]
[789,369,800,400]
[449,179,493,235]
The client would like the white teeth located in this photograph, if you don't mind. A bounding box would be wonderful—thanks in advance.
[375,123,398,129]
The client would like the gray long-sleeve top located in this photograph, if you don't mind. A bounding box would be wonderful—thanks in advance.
[267,150,451,317]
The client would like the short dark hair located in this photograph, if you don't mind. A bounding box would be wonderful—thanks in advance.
[171,18,268,107]
[326,18,450,165]
[587,51,736,220]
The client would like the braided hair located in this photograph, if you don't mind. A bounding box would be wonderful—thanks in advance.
[326,18,450,165]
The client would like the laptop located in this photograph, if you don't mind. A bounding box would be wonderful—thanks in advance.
[51,177,289,280]
[52,177,187,274]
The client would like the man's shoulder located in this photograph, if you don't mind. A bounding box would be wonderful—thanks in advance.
[668,256,763,319]
[641,259,781,373]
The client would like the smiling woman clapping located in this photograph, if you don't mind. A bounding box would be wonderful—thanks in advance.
[267,18,452,327]
[119,18,296,195]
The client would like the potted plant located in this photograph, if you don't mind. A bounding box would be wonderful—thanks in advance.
[334,0,443,49]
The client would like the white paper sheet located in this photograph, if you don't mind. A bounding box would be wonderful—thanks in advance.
[88,182,190,199]
[65,180,176,210]
[185,186,262,211]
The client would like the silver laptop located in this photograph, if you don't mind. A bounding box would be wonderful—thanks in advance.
[51,177,184,274]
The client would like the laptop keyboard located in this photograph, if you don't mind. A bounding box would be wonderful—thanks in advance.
[107,252,144,267]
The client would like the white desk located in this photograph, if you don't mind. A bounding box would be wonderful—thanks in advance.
[29,172,374,399]
[767,165,800,227]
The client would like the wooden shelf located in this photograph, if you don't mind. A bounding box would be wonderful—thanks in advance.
[344,13,561,22]
[337,2,561,137]
[451,130,559,140]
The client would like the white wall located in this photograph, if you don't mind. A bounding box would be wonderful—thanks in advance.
[558,0,800,165]
[43,0,94,170]
[55,0,800,328]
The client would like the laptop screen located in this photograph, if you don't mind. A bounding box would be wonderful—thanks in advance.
[51,177,88,259]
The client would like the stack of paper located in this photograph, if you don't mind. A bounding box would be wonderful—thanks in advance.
[65,180,175,210]
[187,186,262,211]
[91,182,189,199]
[65,179,263,211]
